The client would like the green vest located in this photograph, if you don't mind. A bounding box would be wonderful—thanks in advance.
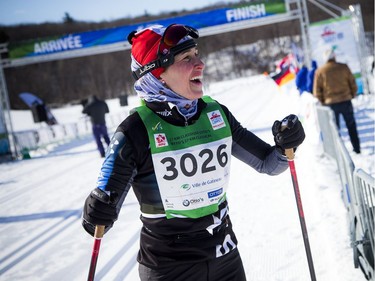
[136,96,232,219]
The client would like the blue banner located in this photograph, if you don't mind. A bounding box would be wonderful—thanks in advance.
[9,1,286,59]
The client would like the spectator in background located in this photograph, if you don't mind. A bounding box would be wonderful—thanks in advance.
[295,65,308,95]
[306,60,317,94]
[313,48,360,154]
[82,95,110,157]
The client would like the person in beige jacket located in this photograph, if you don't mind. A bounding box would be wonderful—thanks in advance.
[313,49,360,154]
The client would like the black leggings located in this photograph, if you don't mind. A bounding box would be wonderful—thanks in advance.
[138,248,246,281]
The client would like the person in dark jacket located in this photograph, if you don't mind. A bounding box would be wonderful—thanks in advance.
[313,48,360,154]
[82,95,110,157]
[82,24,305,281]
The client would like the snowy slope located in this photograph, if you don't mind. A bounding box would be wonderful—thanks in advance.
[1,75,373,281]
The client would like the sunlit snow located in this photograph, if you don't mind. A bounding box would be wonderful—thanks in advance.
[1,75,373,281]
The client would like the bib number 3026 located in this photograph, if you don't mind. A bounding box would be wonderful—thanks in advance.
[160,144,228,181]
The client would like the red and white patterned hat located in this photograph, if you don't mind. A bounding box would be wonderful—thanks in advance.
[128,24,198,79]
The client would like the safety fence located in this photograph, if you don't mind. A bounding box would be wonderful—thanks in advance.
[315,105,374,280]
[12,111,129,158]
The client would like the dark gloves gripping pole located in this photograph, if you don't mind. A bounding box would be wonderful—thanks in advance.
[272,114,305,154]
[82,188,119,237]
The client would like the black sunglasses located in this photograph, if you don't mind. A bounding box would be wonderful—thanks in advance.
[130,24,199,80]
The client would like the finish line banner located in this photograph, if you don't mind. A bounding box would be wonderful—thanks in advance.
[8,1,287,59]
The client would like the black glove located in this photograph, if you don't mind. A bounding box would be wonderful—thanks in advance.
[82,188,118,236]
[272,114,305,153]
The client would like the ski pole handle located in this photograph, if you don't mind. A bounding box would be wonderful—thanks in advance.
[284,148,295,160]
[94,225,105,238]
[87,225,105,281]
[280,115,298,160]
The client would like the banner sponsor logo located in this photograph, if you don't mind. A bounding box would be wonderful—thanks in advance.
[154,133,168,148]
[182,197,204,207]
[152,122,163,131]
[208,188,223,199]
[207,110,226,130]
[181,184,191,191]
[320,26,343,44]
[156,110,172,117]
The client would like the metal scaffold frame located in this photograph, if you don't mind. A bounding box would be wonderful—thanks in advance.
[0,43,17,160]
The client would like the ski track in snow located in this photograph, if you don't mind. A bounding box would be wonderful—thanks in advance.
[0,75,372,281]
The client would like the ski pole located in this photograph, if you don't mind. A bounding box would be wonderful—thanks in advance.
[285,147,317,281]
[87,225,105,281]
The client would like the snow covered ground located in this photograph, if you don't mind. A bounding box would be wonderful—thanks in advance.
[1,75,373,281]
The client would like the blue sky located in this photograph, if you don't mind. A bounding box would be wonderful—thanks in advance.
[0,0,239,25]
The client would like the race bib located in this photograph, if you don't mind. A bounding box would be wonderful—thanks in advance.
[137,97,232,219]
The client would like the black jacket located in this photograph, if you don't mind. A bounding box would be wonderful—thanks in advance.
[96,97,288,268]
[82,96,109,125]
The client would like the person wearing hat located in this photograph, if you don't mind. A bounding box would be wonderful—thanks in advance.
[82,24,305,280]
[313,48,360,154]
